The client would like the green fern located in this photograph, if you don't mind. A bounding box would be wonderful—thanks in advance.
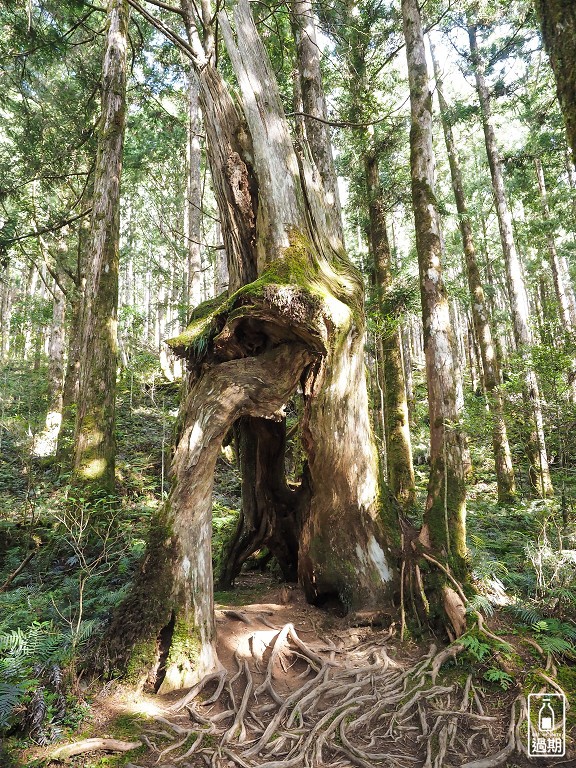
[467,594,495,617]
[459,634,491,661]
[0,682,28,728]
[483,667,514,690]
[537,635,576,657]
[506,602,542,626]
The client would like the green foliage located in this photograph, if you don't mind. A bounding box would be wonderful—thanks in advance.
[0,621,68,737]
[459,633,492,662]
[482,667,514,690]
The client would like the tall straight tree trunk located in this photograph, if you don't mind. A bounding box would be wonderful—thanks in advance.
[291,0,343,245]
[431,41,515,503]
[534,157,576,402]
[73,0,129,493]
[185,68,203,311]
[34,283,66,456]
[469,24,552,497]
[535,0,576,165]
[0,266,12,360]
[534,158,576,328]
[402,0,468,635]
[365,151,415,509]
[57,218,89,463]
[106,0,397,687]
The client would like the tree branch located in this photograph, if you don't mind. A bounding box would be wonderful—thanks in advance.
[4,209,92,247]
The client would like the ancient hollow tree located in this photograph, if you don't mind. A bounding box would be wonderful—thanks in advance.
[105,0,397,691]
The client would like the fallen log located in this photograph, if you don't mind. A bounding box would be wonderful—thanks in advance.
[50,738,142,761]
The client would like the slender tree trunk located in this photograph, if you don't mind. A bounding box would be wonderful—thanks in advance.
[403,0,468,636]
[185,68,203,310]
[535,0,576,165]
[401,324,414,416]
[73,0,129,494]
[57,218,89,463]
[534,158,576,328]
[534,157,576,401]
[431,41,515,503]
[291,0,343,245]
[23,265,39,361]
[34,283,66,456]
[469,24,552,497]
[0,266,12,361]
[365,152,415,509]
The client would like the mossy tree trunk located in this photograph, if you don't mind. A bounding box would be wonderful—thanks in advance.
[105,0,398,687]
[106,342,313,691]
[536,0,576,166]
[365,151,415,511]
[430,41,516,505]
[73,0,129,494]
[402,0,468,636]
[57,214,90,463]
[469,23,552,498]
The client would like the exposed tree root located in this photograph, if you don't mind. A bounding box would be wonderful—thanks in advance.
[124,622,531,767]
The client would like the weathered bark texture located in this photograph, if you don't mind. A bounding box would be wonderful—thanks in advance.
[106,0,397,687]
[402,0,468,609]
[365,152,415,510]
[105,342,313,691]
[431,42,515,503]
[73,0,129,493]
[469,24,552,498]
[218,416,308,588]
[536,0,576,165]
[291,0,344,245]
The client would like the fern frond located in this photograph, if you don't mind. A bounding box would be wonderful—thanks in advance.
[0,682,27,728]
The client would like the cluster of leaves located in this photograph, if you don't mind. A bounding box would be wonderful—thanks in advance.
[0,621,70,740]
[458,632,515,690]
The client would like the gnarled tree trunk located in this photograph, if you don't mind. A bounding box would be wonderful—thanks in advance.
[104,0,397,689]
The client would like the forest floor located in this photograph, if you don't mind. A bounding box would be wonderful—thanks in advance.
[16,573,573,768]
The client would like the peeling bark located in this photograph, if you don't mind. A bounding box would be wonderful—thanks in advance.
[291,0,344,245]
[185,68,203,310]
